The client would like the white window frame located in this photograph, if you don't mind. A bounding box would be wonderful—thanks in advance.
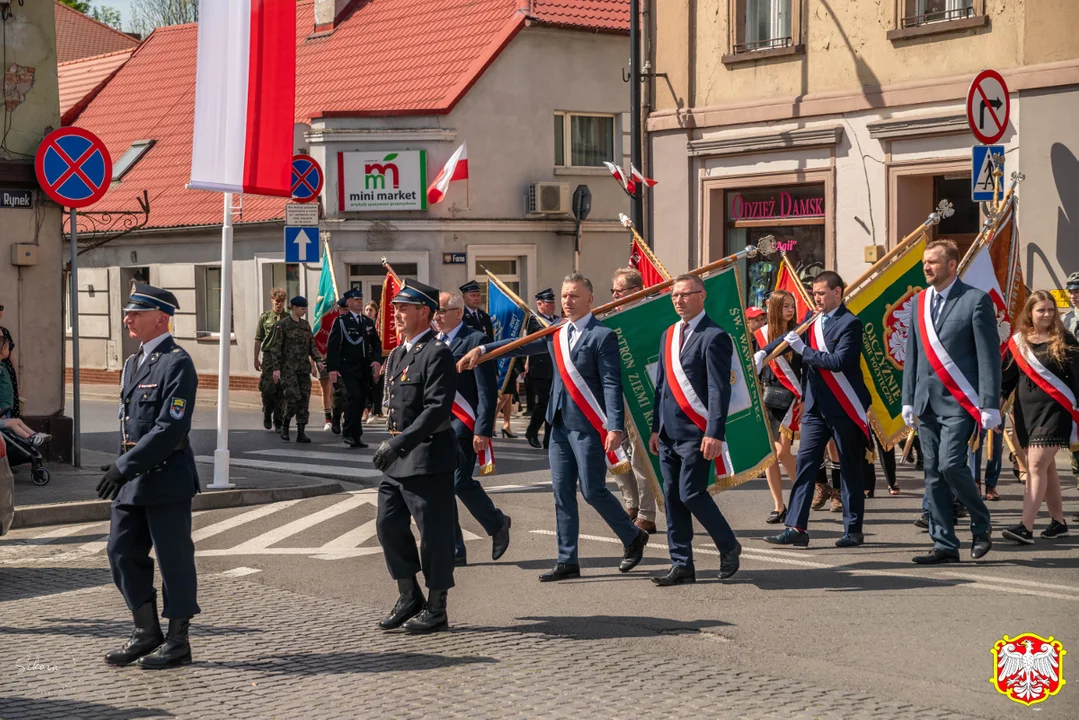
[554,112,618,169]
[195,264,236,340]
[112,139,155,182]
[464,244,537,306]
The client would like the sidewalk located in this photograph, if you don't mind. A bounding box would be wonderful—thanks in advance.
[9,448,342,530]
[71,383,272,410]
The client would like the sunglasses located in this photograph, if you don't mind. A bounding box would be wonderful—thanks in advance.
[0,305,4,311]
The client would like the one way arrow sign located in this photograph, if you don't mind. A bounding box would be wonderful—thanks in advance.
[284,226,320,263]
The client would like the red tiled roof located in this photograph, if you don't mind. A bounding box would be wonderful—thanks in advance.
[528,0,630,33]
[54,1,139,63]
[70,0,628,229]
[58,49,134,120]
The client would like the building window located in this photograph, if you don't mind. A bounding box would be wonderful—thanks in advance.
[348,262,418,308]
[901,0,974,28]
[554,112,615,168]
[263,262,301,312]
[729,0,801,56]
[112,139,155,182]
[474,258,520,307]
[197,265,234,336]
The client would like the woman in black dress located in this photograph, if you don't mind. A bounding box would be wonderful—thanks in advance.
[756,290,800,524]
[1000,291,1076,544]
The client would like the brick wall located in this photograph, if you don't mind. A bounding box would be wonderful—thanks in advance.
[66,368,261,391]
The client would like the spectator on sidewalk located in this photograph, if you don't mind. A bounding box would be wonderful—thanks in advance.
[363,301,384,424]
[0,337,47,446]
[0,303,19,418]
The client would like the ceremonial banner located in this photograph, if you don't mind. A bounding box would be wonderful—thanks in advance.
[844,237,927,448]
[487,278,526,393]
[378,271,402,355]
[961,195,1025,351]
[628,233,671,289]
[775,254,813,320]
[602,266,774,496]
[312,240,340,356]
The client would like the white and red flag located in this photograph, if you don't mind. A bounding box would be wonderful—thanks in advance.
[427,142,469,204]
[960,195,1026,354]
[603,161,631,195]
[189,0,296,196]
[629,164,657,194]
[628,233,670,289]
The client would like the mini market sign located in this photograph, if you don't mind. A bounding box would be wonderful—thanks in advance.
[338,150,427,211]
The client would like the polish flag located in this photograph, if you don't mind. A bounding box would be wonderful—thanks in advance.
[604,161,631,196]
[189,0,296,197]
[427,142,469,204]
[629,165,657,195]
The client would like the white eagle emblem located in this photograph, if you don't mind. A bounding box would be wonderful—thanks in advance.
[996,639,1061,703]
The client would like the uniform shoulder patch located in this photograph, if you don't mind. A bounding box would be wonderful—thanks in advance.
[169,398,187,419]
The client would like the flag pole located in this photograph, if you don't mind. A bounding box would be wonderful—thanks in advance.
[209,192,235,489]
[619,213,671,280]
[483,266,548,326]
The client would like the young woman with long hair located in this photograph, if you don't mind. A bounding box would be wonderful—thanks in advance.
[756,290,800,524]
[1000,290,1077,543]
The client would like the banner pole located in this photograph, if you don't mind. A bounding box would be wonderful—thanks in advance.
[209,192,235,490]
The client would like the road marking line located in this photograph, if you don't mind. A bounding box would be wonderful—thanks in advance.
[486,480,554,493]
[194,456,382,479]
[220,566,262,577]
[12,522,106,545]
[941,571,1079,595]
[191,500,303,542]
[246,449,373,463]
[318,518,379,550]
[226,494,369,552]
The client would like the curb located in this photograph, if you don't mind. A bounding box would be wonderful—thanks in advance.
[11,480,344,529]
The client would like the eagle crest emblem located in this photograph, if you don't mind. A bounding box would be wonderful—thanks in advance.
[991,633,1066,706]
[882,286,921,370]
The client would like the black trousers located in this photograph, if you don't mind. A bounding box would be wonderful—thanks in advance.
[453,432,506,557]
[377,472,456,591]
[340,367,369,442]
[526,378,552,444]
[107,500,200,619]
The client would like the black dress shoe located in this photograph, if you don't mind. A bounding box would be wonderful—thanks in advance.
[618,529,649,572]
[454,553,468,567]
[491,516,511,560]
[539,563,581,582]
[971,533,992,559]
[379,579,425,629]
[652,566,695,586]
[137,617,191,669]
[835,533,865,548]
[763,527,809,547]
[719,542,741,579]
[403,590,448,633]
[912,548,960,564]
[331,419,341,435]
[765,507,787,524]
[526,435,542,449]
[914,513,930,529]
[347,439,369,449]
[105,599,163,666]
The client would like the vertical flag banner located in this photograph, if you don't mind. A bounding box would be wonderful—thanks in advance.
[604,161,631,196]
[775,254,814,320]
[379,271,402,355]
[959,195,1025,353]
[487,279,526,393]
[190,0,296,196]
[628,232,671,288]
[427,142,468,205]
[312,239,340,356]
[602,266,774,496]
[844,237,927,448]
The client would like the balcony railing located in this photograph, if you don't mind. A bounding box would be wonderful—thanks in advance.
[900,6,974,29]
[733,36,793,54]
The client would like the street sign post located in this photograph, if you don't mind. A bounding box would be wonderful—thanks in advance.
[572,185,591,272]
[291,154,323,203]
[971,145,1005,202]
[35,126,113,469]
[285,202,319,226]
[966,69,1010,145]
[285,226,321,263]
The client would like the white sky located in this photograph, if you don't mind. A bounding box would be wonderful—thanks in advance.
[100,0,136,31]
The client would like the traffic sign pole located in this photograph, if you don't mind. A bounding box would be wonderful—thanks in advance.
[69,208,81,468]
[210,192,235,490]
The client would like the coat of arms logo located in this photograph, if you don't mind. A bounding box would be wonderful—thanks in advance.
[990,633,1066,706]
[881,286,922,369]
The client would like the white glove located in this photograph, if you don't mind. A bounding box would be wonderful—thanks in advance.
[981,408,1001,431]
[753,350,767,373]
[784,331,805,355]
[901,405,916,428]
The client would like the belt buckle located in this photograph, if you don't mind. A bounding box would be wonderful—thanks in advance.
[121,441,136,450]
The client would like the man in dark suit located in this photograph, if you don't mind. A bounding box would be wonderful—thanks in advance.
[326,288,382,448]
[902,239,997,563]
[649,274,741,585]
[524,288,557,449]
[460,280,495,339]
[434,291,512,566]
[762,271,871,548]
[372,279,458,633]
[459,273,648,581]
[98,284,200,669]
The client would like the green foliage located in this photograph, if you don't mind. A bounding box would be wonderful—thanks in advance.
[58,0,93,13]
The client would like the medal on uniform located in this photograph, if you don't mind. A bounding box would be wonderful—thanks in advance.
[401,366,409,382]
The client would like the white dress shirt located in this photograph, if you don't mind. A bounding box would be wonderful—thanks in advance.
[404,328,432,352]
[678,310,706,344]
[926,277,957,323]
[566,313,593,349]
[438,322,464,344]
[138,332,171,367]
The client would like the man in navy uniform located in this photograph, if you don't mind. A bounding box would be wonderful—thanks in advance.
[524,288,557,449]
[98,283,199,669]
[460,280,495,339]
[373,279,458,633]
[459,273,648,582]
[761,271,871,549]
[649,274,741,585]
[434,291,512,566]
[326,288,382,448]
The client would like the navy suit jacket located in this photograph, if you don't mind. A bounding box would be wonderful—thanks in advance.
[443,324,496,439]
[651,313,732,442]
[765,304,870,419]
[485,314,624,436]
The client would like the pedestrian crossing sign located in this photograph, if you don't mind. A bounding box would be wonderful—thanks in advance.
[971,145,1005,202]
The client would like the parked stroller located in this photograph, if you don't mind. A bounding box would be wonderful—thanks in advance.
[0,428,49,485]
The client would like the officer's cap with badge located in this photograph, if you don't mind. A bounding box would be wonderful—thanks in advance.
[343,288,363,300]
[393,279,440,313]
[459,280,482,295]
[1067,272,1079,291]
[535,288,555,302]
[290,296,308,308]
[124,283,179,316]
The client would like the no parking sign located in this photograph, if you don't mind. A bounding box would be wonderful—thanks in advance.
[34,127,112,208]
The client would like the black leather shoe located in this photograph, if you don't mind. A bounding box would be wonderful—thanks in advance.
[912,549,960,564]
[331,419,341,435]
[526,435,542,449]
[454,553,468,567]
[539,563,580,582]
[652,566,695,586]
[914,513,930,529]
[971,533,992,559]
[763,527,809,547]
[347,438,369,449]
[619,529,649,572]
[379,579,425,630]
[719,542,741,579]
[105,599,163,666]
[835,533,865,548]
[765,507,787,524]
[403,590,448,633]
[491,516,511,560]
[137,617,191,669]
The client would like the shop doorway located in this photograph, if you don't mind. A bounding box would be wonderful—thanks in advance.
[890,160,980,255]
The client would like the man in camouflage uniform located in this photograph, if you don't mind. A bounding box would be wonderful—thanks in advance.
[255,288,288,431]
[272,296,323,443]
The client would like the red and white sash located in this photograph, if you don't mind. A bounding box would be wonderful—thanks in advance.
[916,289,982,428]
[1007,333,1079,448]
[754,327,802,435]
[552,321,630,473]
[664,322,734,477]
[451,393,495,475]
[809,316,870,439]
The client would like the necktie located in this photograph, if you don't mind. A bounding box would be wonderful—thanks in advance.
[567,324,576,349]
[137,347,146,367]
[821,314,829,329]
[932,293,944,323]
[680,321,689,347]
[438,333,447,343]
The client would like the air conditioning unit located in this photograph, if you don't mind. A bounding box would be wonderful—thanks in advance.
[527,182,571,215]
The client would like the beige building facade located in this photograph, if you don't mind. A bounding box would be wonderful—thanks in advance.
[0,1,66,456]
[645,0,1079,305]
